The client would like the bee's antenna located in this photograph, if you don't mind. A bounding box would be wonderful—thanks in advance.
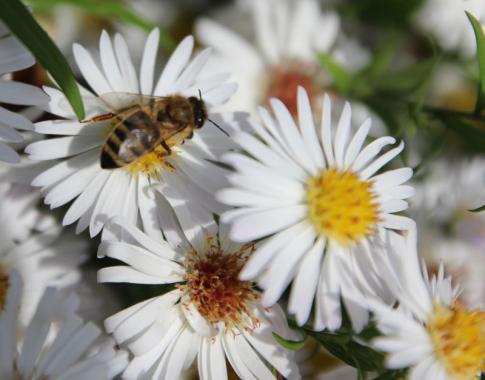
[208,118,230,137]
[198,89,202,101]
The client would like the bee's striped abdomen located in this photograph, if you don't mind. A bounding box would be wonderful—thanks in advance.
[100,110,160,169]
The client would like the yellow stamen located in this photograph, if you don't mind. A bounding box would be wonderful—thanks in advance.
[178,238,260,332]
[428,302,485,380]
[306,168,380,246]
[0,264,9,311]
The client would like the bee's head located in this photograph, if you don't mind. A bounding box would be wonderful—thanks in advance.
[188,96,207,128]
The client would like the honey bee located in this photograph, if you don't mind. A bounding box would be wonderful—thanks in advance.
[86,92,228,169]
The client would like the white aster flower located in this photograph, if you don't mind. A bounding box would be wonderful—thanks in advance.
[217,87,415,329]
[411,157,485,308]
[0,160,56,242]
[25,29,238,239]
[361,231,485,380]
[0,271,128,380]
[0,207,88,325]
[98,219,300,380]
[0,21,49,163]
[414,0,485,57]
[195,0,370,118]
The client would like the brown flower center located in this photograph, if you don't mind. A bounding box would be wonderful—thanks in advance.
[0,264,9,311]
[179,238,259,331]
[264,61,319,116]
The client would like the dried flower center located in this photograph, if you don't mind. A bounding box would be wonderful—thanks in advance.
[428,302,485,380]
[306,168,380,246]
[0,264,9,311]
[179,240,259,331]
[265,61,318,116]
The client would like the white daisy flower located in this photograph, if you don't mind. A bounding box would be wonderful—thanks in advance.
[0,160,56,242]
[0,207,88,325]
[195,0,370,118]
[0,270,128,380]
[98,219,300,380]
[414,0,485,57]
[217,87,415,329]
[0,21,49,163]
[411,157,485,308]
[25,29,238,239]
[361,232,485,380]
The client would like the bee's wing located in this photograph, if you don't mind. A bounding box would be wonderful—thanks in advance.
[117,127,162,164]
[98,93,163,112]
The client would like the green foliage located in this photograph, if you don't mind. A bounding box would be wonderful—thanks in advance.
[317,53,353,94]
[26,0,176,52]
[0,0,85,120]
[466,12,485,114]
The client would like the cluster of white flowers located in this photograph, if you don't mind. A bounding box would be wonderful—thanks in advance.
[0,0,484,379]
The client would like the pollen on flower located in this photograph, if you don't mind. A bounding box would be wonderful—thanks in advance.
[124,145,177,178]
[179,239,260,332]
[428,301,485,380]
[264,61,319,115]
[306,168,380,246]
[0,264,9,311]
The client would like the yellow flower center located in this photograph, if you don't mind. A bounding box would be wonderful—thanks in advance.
[179,238,260,332]
[306,168,380,246]
[0,264,9,311]
[428,302,485,380]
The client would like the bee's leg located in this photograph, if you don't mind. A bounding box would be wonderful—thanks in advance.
[161,140,172,155]
[84,113,116,123]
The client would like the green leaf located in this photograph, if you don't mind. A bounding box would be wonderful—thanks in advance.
[371,59,436,94]
[313,331,385,372]
[435,113,485,152]
[27,0,175,52]
[0,0,85,120]
[466,12,485,114]
[317,53,353,94]
[469,204,485,212]
[272,332,306,351]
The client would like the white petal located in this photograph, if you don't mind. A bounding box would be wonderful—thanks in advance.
[154,36,194,96]
[360,141,405,180]
[229,205,307,242]
[297,86,325,169]
[334,102,352,169]
[239,221,309,280]
[73,43,112,95]
[140,28,160,95]
[99,30,126,92]
[320,94,335,166]
[288,236,325,325]
[114,33,139,93]
[352,136,396,173]
[344,118,371,167]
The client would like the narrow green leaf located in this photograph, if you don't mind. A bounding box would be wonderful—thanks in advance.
[314,332,385,372]
[272,332,306,351]
[466,12,485,114]
[317,53,353,94]
[0,0,84,120]
[27,0,175,52]
[469,204,485,212]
